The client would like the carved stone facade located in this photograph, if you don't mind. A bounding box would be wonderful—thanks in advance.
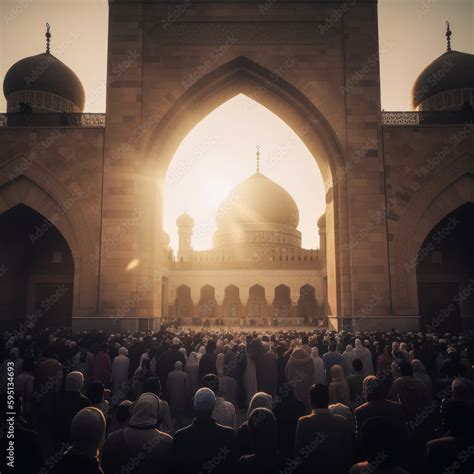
[0,0,472,332]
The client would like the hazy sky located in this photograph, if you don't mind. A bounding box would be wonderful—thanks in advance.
[1,0,472,250]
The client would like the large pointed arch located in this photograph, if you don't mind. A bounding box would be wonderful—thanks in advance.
[145,56,350,321]
[392,152,474,315]
[0,162,99,316]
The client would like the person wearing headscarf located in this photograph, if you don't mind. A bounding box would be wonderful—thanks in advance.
[256,342,277,397]
[167,361,189,430]
[73,345,94,392]
[184,351,200,395]
[342,344,356,376]
[219,361,239,408]
[172,388,238,473]
[53,371,90,444]
[142,377,173,434]
[216,352,226,378]
[354,339,374,376]
[323,340,344,383]
[329,364,350,407]
[237,392,273,456]
[329,403,355,433]
[111,347,129,404]
[285,347,314,411]
[273,384,306,459]
[239,408,290,473]
[53,407,105,474]
[102,393,173,474]
[202,373,236,429]
[311,347,326,385]
[108,400,132,434]
[400,342,410,362]
[411,359,432,399]
[91,344,111,386]
[392,360,432,425]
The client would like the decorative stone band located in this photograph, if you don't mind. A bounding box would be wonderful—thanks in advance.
[417,88,474,112]
[6,89,81,113]
[0,113,105,127]
[382,112,421,126]
[214,228,302,248]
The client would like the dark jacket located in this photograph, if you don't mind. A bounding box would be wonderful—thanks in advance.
[54,452,103,474]
[354,399,405,439]
[295,409,354,474]
[172,416,238,474]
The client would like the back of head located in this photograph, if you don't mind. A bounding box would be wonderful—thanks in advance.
[248,392,273,418]
[363,376,385,402]
[88,381,104,404]
[352,358,363,373]
[248,408,277,455]
[329,340,337,352]
[143,377,162,397]
[310,384,329,410]
[129,393,160,428]
[194,387,216,416]
[71,407,106,456]
[399,360,413,377]
[452,377,474,401]
[65,371,84,393]
[201,373,219,394]
[116,400,132,423]
[206,340,216,354]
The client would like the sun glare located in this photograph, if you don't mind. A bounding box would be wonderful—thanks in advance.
[163,94,326,252]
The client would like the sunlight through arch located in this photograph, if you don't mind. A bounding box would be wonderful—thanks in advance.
[163,93,326,252]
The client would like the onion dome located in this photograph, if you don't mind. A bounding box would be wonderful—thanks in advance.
[177,212,194,229]
[317,213,326,230]
[411,22,474,111]
[216,171,300,230]
[3,24,85,113]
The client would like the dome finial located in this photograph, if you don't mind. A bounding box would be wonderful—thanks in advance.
[45,23,51,54]
[445,20,452,52]
[256,145,260,173]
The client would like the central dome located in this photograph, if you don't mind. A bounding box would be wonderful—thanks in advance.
[216,172,299,229]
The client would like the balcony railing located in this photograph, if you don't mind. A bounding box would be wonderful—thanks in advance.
[382,110,474,126]
[0,113,105,128]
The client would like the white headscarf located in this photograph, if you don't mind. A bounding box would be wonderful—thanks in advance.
[65,371,84,392]
[129,393,160,428]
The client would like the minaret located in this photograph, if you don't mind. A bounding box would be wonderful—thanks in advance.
[256,145,260,173]
[177,212,194,262]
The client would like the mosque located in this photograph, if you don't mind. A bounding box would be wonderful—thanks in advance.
[0,1,472,333]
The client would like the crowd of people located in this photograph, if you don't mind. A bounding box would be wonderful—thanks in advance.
[1,323,474,473]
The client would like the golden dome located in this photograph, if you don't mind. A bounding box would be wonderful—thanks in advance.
[176,212,194,228]
[216,172,299,230]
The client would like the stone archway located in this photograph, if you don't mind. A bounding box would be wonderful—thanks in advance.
[0,204,75,329]
[392,159,474,318]
[0,172,97,319]
[273,284,292,319]
[145,56,349,323]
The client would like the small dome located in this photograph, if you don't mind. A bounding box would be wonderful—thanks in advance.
[3,52,85,112]
[317,213,326,229]
[177,212,194,228]
[411,50,474,111]
[216,172,299,229]
[163,232,171,247]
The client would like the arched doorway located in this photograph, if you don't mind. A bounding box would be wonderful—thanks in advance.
[198,285,217,319]
[247,284,268,321]
[273,284,292,319]
[147,56,347,325]
[298,284,319,322]
[175,285,193,319]
[417,203,474,332]
[0,204,74,330]
[223,284,241,319]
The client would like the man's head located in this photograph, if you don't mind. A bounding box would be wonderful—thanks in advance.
[310,384,329,410]
[363,376,385,402]
[206,340,217,355]
[352,358,363,373]
[201,373,219,394]
[329,340,337,352]
[194,388,216,416]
